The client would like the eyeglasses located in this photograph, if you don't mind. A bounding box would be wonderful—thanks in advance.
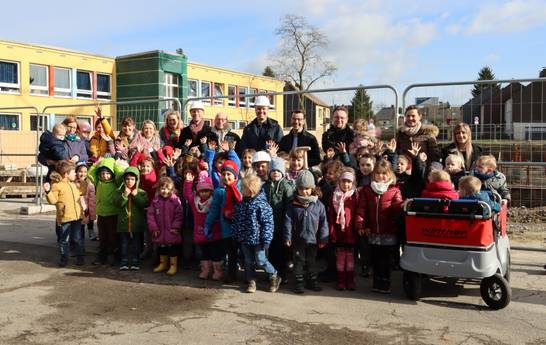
[67,125,78,129]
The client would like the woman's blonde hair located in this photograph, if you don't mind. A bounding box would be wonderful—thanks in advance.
[141,119,157,132]
[163,110,183,130]
[453,122,473,169]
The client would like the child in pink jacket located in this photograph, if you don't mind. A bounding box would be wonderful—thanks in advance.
[147,176,184,276]
[75,162,97,241]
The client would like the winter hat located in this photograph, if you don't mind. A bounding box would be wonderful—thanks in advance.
[221,159,239,177]
[296,169,316,189]
[340,171,355,182]
[75,161,87,172]
[162,145,174,158]
[196,171,213,192]
[269,157,286,177]
[199,160,208,171]
[252,150,271,164]
[430,162,443,172]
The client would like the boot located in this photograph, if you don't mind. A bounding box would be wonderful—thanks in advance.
[360,264,370,278]
[199,260,212,279]
[336,271,346,290]
[153,255,169,273]
[166,256,178,276]
[346,271,355,291]
[211,261,223,281]
[269,275,282,293]
[294,275,305,294]
[306,274,322,292]
[379,278,391,294]
[246,280,257,293]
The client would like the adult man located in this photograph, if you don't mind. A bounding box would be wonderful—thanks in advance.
[321,106,354,157]
[179,100,216,149]
[278,110,321,167]
[240,95,284,152]
[211,112,241,154]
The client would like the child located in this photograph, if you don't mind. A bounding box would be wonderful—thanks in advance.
[472,155,511,205]
[240,148,256,179]
[458,176,501,215]
[45,161,84,267]
[204,141,241,189]
[356,160,403,293]
[184,171,224,280]
[356,153,376,188]
[87,157,126,265]
[395,151,426,200]
[252,151,271,183]
[286,149,305,182]
[421,170,459,200]
[75,162,97,241]
[38,123,68,181]
[113,138,128,161]
[147,177,184,275]
[114,167,148,270]
[232,175,281,293]
[283,170,328,294]
[444,154,466,190]
[328,168,359,290]
[263,157,295,283]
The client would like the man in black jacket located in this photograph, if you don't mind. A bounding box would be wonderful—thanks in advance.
[321,106,354,161]
[240,95,284,152]
[278,110,321,167]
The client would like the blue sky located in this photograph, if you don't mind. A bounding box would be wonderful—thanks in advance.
[4,0,546,104]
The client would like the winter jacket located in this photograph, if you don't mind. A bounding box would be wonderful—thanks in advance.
[240,117,284,152]
[38,130,67,166]
[421,181,459,200]
[283,198,328,245]
[460,192,501,216]
[87,157,126,216]
[178,123,216,149]
[46,178,83,224]
[147,193,184,245]
[321,125,355,153]
[204,181,241,239]
[78,180,96,224]
[113,167,148,233]
[232,191,274,246]
[396,124,441,163]
[318,180,335,210]
[279,130,321,167]
[89,118,115,158]
[263,178,295,233]
[183,180,221,244]
[396,155,426,199]
[64,137,88,164]
[328,192,359,245]
[356,185,403,239]
[139,170,157,206]
[472,170,511,202]
[204,148,241,189]
[441,143,483,172]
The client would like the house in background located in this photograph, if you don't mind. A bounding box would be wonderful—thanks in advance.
[283,82,330,139]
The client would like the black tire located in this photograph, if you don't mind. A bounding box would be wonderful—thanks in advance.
[480,274,511,310]
[403,271,421,301]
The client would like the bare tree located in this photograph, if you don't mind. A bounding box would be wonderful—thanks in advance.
[272,14,336,110]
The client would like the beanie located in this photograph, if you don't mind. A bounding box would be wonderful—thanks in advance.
[296,169,315,189]
[221,160,239,177]
[163,145,174,158]
[269,157,286,177]
[196,171,213,192]
[252,150,271,164]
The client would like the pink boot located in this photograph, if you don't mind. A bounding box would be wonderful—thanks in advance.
[199,260,212,279]
[211,261,223,281]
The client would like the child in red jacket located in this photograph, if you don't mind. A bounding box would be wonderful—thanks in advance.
[356,160,403,293]
[328,167,359,291]
[421,170,459,200]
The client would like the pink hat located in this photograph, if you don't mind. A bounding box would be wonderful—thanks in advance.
[196,171,213,192]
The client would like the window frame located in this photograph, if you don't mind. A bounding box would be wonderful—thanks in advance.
[188,79,198,99]
[29,64,49,96]
[201,80,211,105]
[0,112,21,131]
[76,70,93,99]
[30,113,50,131]
[96,73,112,100]
[164,72,180,110]
[213,82,225,107]
[53,67,72,98]
[0,60,20,94]
[237,121,247,129]
[248,88,258,108]
[227,85,236,107]
[268,91,275,109]
[239,86,248,108]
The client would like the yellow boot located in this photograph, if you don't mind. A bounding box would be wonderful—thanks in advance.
[166,256,178,276]
[153,255,168,273]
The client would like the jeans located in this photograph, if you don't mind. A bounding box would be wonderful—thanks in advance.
[57,220,84,258]
[240,244,277,282]
[120,232,142,266]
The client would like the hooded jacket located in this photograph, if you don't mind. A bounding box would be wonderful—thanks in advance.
[472,170,511,201]
[263,178,295,234]
[232,191,274,246]
[396,124,441,163]
[38,130,67,166]
[87,157,126,216]
[46,173,83,224]
[421,180,459,200]
[183,180,221,244]
[113,166,148,233]
[147,192,184,244]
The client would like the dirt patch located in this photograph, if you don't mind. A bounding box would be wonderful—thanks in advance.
[508,206,546,224]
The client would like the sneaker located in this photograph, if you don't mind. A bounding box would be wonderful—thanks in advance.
[246,280,257,293]
[130,265,140,271]
[269,276,282,293]
[119,265,129,271]
[76,256,84,266]
[379,288,392,294]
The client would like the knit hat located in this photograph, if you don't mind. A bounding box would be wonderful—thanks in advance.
[252,150,271,164]
[269,157,285,177]
[162,145,174,158]
[199,160,208,171]
[75,161,87,172]
[221,160,239,177]
[196,171,213,191]
[296,170,315,189]
[430,162,443,172]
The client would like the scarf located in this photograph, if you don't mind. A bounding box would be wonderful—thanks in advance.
[163,126,180,144]
[332,186,355,230]
[223,182,242,219]
[65,134,78,141]
[473,169,495,180]
[401,122,422,137]
[194,196,212,214]
[295,194,318,207]
[371,180,392,195]
[189,120,205,137]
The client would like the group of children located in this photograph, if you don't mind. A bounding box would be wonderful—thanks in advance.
[42,116,510,295]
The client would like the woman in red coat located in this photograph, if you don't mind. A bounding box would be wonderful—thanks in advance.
[356,160,403,294]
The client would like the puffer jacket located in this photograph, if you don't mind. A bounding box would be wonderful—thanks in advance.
[396,124,441,163]
[356,185,403,237]
[147,192,183,244]
[203,181,241,240]
[472,170,511,201]
[89,118,115,158]
[64,136,88,163]
[38,130,67,166]
[87,157,126,216]
[263,178,295,234]
[328,191,359,245]
[183,180,221,244]
[232,191,274,246]
[113,166,148,233]
[283,198,328,245]
[46,175,83,224]
[421,181,459,200]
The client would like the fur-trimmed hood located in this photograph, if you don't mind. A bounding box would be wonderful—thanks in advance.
[420,124,439,138]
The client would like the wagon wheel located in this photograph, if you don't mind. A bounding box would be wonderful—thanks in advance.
[403,271,422,301]
[480,274,511,310]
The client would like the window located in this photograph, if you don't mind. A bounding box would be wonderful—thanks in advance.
[54,67,71,97]
[268,91,275,109]
[76,71,92,98]
[237,121,247,129]
[204,119,212,127]
[188,79,198,99]
[213,83,224,106]
[0,113,20,130]
[201,81,211,105]
[239,87,248,107]
[228,85,236,107]
[97,73,111,100]
[249,88,258,108]
[164,73,179,110]
[29,64,48,95]
[30,114,49,131]
[228,121,236,129]
[0,60,20,93]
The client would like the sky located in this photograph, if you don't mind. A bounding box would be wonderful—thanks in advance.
[4,0,546,106]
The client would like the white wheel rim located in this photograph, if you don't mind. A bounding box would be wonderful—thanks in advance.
[488,282,503,301]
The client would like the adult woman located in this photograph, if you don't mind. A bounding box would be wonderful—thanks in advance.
[442,122,482,171]
[89,108,115,159]
[160,110,184,147]
[62,116,88,164]
[127,119,161,156]
[396,105,440,163]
